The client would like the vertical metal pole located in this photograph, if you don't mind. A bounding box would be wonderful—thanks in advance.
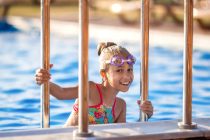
[73,0,93,137]
[40,0,50,128]
[140,0,150,122]
[78,0,89,133]
[178,0,197,129]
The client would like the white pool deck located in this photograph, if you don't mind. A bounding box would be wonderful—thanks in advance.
[2,17,210,139]
[8,16,210,51]
[0,118,210,140]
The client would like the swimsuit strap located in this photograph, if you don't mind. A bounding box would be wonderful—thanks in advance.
[112,98,116,119]
[73,83,103,111]
[96,84,116,119]
[95,84,103,104]
[89,84,103,108]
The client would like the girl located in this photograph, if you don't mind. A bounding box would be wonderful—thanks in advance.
[35,42,153,126]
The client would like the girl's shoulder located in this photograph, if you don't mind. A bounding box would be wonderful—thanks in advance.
[88,81,97,90]
[115,97,126,109]
[88,81,102,105]
[73,81,100,106]
[88,81,99,94]
[114,97,126,122]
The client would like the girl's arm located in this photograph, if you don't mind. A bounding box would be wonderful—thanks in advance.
[49,81,96,100]
[115,98,126,123]
[35,66,78,100]
[49,82,78,100]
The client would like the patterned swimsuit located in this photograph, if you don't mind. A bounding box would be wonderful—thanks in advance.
[73,84,116,124]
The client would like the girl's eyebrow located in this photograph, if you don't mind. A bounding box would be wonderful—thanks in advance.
[115,66,123,69]
[113,67,123,71]
[115,65,133,69]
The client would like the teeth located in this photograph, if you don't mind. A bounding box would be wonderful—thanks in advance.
[121,82,130,85]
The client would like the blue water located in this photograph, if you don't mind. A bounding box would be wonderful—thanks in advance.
[0,26,210,131]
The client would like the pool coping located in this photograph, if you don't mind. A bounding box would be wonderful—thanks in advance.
[7,16,210,51]
[0,118,210,140]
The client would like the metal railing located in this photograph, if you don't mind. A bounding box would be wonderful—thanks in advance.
[40,0,198,137]
[178,0,197,129]
[40,0,50,128]
[140,0,149,122]
[74,0,93,137]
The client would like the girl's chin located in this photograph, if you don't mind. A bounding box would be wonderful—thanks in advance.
[120,88,129,92]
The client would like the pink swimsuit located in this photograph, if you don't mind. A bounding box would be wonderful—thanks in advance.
[73,84,116,124]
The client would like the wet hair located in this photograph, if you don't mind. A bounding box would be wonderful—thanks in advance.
[97,42,133,71]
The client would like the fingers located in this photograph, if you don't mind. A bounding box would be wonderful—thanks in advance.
[137,100,152,107]
[50,64,53,69]
[140,100,152,107]
[138,100,153,118]
[137,99,141,105]
[35,68,51,85]
[35,74,51,83]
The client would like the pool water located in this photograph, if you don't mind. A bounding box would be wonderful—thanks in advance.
[0,28,210,131]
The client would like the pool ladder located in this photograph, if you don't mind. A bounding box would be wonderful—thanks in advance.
[40,0,197,137]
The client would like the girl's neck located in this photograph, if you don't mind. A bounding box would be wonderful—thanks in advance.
[100,83,118,107]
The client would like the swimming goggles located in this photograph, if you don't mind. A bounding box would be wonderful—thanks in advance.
[105,55,136,67]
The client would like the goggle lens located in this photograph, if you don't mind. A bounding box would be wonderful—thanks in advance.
[127,56,136,65]
[106,55,136,67]
[112,57,123,66]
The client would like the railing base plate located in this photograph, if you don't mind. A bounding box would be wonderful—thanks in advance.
[178,122,197,129]
[73,130,94,138]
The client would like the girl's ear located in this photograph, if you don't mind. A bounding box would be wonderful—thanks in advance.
[100,71,107,81]
[100,71,105,78]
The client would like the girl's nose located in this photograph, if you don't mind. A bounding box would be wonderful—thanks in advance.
[123,72,132,79]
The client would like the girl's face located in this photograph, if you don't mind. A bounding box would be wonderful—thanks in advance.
[105,62,134,92]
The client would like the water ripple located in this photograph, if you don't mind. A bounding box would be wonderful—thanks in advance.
[56,77,78,83]
[0,107,39,113]
[3,89,24,94]
[200,52,210,60]
[18,99,39,105]
[194,76,210,82]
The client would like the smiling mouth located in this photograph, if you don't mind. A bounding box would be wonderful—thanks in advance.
[120,82,130,86]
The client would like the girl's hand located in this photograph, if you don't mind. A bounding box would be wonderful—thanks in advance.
[137,100,153,119]
[35,64,53,85]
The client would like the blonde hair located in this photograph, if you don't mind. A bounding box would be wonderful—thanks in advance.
[97,42,132,71]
